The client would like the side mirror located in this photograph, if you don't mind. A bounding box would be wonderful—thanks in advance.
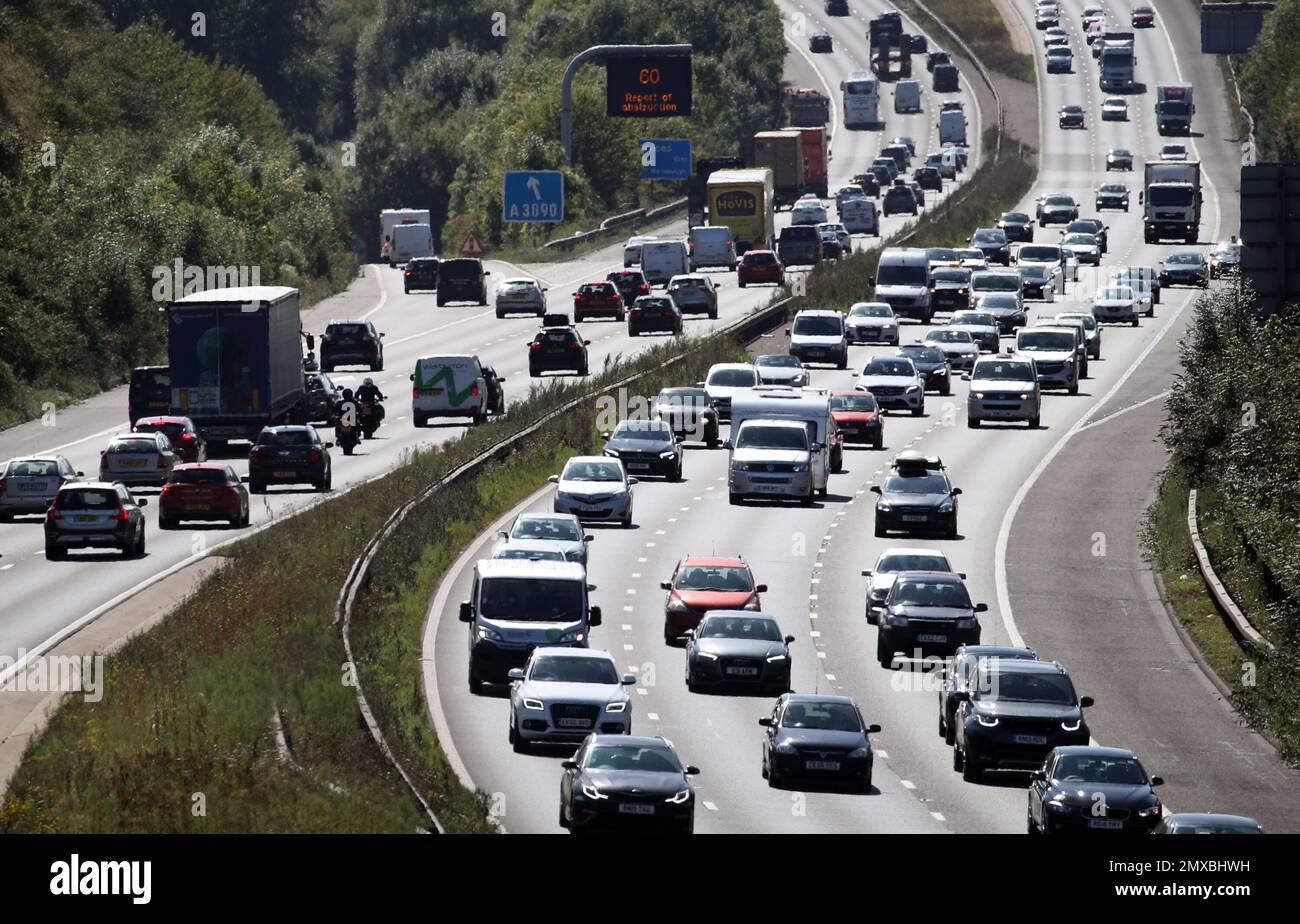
[1030,770,1046,782]
[497,530,509,540]
[583,340,591,346]
[621,674,636,685]
[1150,776,1164,787]
[755,583,769,593]
[659,580,672,590]
[627,477,639,486]
[1080,695,1095,708]
[600,431,611,439]
[588,605,602,627]
[784,635,796,645]
[758,717,773,727]
[870,485,882,494]
[137,498,149,507]
[583,535,594,542]
[1007,345,1016,353]
[458,601,473,622]
[547,475,559,483]
[784,328,791,336]
[974,603,989,613]
[960,373,971,381]
[561,760,578,770]
[867,723,882,734]
[241,475,251,483]
[958,572,967,580]
[409,373,415,381]
[76,471,84,477]
[861,569,873,577]
[685,766,701,776]
[507,668,525,682]
[951,487,962,496]
[682,628,695,638]
[325,442,334,449]
[586,584,597,592]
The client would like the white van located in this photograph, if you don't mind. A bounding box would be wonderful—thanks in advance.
[875,247,934,322]
[410,354,489,426]
[624,235,658,267]
[390,222,435,265]
[641,240,690,286]
[459,559,602,689]
[688,226,737,271]
[728,386,837,500]
[939,109,967,146]
[380,208,430,264]
[839,198,880,235]
[894,80,922,114]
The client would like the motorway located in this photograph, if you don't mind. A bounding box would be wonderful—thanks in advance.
[424,1,1300,834]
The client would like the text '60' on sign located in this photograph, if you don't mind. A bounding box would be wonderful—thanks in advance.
[606,55,692,118]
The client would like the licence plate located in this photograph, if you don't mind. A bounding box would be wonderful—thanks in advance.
[1014,734,1048,746]
[752,485,783,493]
[579,507,605,514]
[1087,818,1124,830]
[186,503,211,511]
[274,470,296,478]
[75,515,99,523]
[20,483,45,492]
[626,463,650,471]
[725,667,759,677]
[422,387,444,396]
[805,760,841,771]
[557,718,591,728]
[618,803,655,815]
[118,459,147,468]
[916,634,948,643]
[901,515,927,522]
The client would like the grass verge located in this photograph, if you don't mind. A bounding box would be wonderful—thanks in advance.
[896,0,1035,84]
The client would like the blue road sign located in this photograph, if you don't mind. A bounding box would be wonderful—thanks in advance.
[640,139,692,180]
[503,171,565,223]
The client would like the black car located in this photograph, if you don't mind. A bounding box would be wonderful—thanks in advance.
[909,33,928,54]
[653,386,719,446]
[761,693,880,790]
[1152,813,1264,834]
[914,166,943,192]
[810,31,833,52]
[403,256,439,293]
[529,326,590,377]
[825,0,849,13]
[303,373,342,424]
[938,644,1038,744]
[559,734,699,833]
[954,659,1092,782]
[929,266,971,312]
[628,295,683,336]
[969,227,1011,265]
[684,611,793,694]
[1059,105,1085,129]
[869,164,895,189]
[927,50,951,72]
[872,452,961,538]
[852,172,882,197]
[1028,746,1164,834]
[43,482,148,560]
[883,186,917,216]
[818,229,844,259]
[607,269,650,307]
[321,319,385,372]
[876,571,985,668]
[128,365,170,427]
[1095,183,1130,211]
[436,257,489,306]
[996,211,1034,242]
[601,419,682,480]
[1159,251,1210,288]
[481,364,507,415]
[896,345,952,395]
[881,144,911,170]
[1106,148,1134,171]
[1067,218,1109,254]
[247,425,332,493]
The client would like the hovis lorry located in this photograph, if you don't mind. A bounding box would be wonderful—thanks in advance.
[168,286,309,444]
[1142,161,1201,244]
[689,156,745,228]
[706,168,775,254]
[753,130,805,208]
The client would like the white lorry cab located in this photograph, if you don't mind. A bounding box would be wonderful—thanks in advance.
[727,386,837,502]
[460,558,602,690]
[380,208,430,264]
[390,222,435,265]
[410,354,489,426]
[641,240,690,286]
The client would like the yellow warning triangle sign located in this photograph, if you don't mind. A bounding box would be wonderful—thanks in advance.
[459,232,484,257]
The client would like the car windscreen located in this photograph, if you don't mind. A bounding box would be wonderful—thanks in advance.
[256,430,314,447]
[927,248,958,262]
[981,294,1021,310]
[931,269,969,283]
[793,316,842,336]
[850,304,891,317]
[478,577,584,623]
[882,473,949,493]
[440,260,482,280]
[585,745,681,773]
[744,252,777,265]
[1058,314,1096,329]
[136,422,185,442]
[892,578,971,607]
[1018,246,1061,262]
[56,489,119,510]
[529,656,618,684]
[899,347,944,363]
[108,438,160,453]
[973,361,1035,381]
[1167,253,1202,265]
[168,468,229,485]
[696,616,782,641]
[1052,755,1147,784]
[512,516,581,541]
[494,548,565,561]
[613,420,671,439]
[1018,331,1075,351]
[735,425,808,451]
[708,368,757,387]
[953,313,996,327]
[780,701,862,732]
[1063,234,1096,246]
[756,355,800,367]
[675,565,754,592]
[132,369,169,388]
[326,323,368,337]
[657,388,709,410]
[6,460,60,476]
[972,230,1005,243]
[830,394,878,412]
[876,263,928,286]
[1098,287,1134,301]
[975,670,1076,704]
[928,330,972,344]
[877,553,949,573]
[972,274,1020,292]
[1045,196,1074,207]
[844,79,877,95]
[863,359,913,376]
[560,461,624,482]
[1002,213,1030,223]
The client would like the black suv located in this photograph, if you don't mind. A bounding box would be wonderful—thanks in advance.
[882,185,917,216]
[995,211,1034,242]
[129,365,170,427]
[321,320,385,372]
[776,226,822,268]
[876,571,985,668]
[248,425,332,493]
[437,257,489,306]
[404,256,439,293]
[528,327,590,377]
[825,0,849,13]
[938,644,1037,744]
[953,659,1093,782]
[809,32,833,52]
[872,452,961,538]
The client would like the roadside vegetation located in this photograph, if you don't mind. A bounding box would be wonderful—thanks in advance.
[894,0,1035,84]
[1143,286,1300,766]
[1237,0,1300,162]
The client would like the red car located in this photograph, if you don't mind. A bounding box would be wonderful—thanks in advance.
[737,250,785,288]
[831,391,884,450]
[133,415,207,463]
[660,556,766,644]
[573,281,625,322]
[606,270,649,306]
[158,462,250,529]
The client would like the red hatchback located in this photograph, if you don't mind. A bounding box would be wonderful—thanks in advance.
[134,415,207,463]
[158,463,250,528]
[737,250,785,288]
[573,282,625,322]
[660,556,766,644]
[831,391,884,449]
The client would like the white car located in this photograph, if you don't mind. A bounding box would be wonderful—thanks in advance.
[947,310,1001,353]
[493,512,591,565]
[791,202,829,225]
[753,353,810,387]
[701,362,759,421]
[1060,232,1101,265]
[495,277,547,317]
[99,431,177,487]
[507,648,634,750]
[550,456,636,526]
[924,328,980,371]
[1043,27,1069,47]
[846,302,900,345]
[862,547,956,622]
[1092,285,1141,326]
[954,247,988,271]
[0,455,83,520]
[1102,97,1128,121]
[835,185,868,211]
[1159,143,1188,161]
[1211,239,1242,277]
[855,356,926,415]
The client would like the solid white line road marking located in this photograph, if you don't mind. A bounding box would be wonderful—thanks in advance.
[901,780,917,790]
[1075,389,1170,434]
[703,801,718,812]
[648,713,660,721]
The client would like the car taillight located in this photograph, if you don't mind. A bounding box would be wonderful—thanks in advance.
[308,449,321,463]
[47,506,63,521]
[470,385,479,397]
[156,454,167,466]
[250,449,262,463]
[569,342,582,349]
[530,342,541,350]
[412,387,420,398]
[111,506,130,521]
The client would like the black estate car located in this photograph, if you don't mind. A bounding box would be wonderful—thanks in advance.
[248,425,332,493]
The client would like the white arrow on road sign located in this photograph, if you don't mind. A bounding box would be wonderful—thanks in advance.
[527,176,541,200]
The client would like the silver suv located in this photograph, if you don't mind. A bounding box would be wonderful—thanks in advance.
[964,355,1041,428]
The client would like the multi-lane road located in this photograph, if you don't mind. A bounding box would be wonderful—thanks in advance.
[423,0,1300,834]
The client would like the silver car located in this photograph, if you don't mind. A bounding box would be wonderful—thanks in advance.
[495,278,548,317]
[925,328,980,371]
[550,456,636,526]
[863,547,957,622]
[98,432,177,487]
[507,648,634,750]
[494,512,592,565]
[846,302,900,345]
[666,274,719,318]
[0,455,83,520]
[964,354,1042,428]
[1055,312,1102,359]
[754,354,810,386]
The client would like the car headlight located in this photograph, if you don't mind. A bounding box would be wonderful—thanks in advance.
[522,697,544,710]
[695,650,718,661]
[667,596,690,612]
[976,713,999,728]
[766,653,788,663]
[1138,803,1162,818]
[887,613,908,627]
[1060,718,1082,732]
[605,701,627,713]
[955,617,975,629]
[659,450,677,459]
[906,385,920,393]
[477,626,504,642]
[848,746,872,759]
[876,502,892,513]
[774,739,797,754]
[1047,797,1071,812]
[581,782,608,800]
[666,789,692,805]
[973,392,985,400]
[744,600,762,611]
[938,499,954,512]
[791,463,808,473]
[559,630,586,644]
[603,449,620,458]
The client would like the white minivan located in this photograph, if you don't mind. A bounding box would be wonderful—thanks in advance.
[641,240,690,286]
[894,80,922,114]
[411,354,489,426]
[839,198,880,235]
[939,109,968,146]
[390,222,435,265]
[727,386,838,502]
[688,226,737,271]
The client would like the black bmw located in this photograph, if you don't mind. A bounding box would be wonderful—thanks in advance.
[601,419,682,479]
[559,734,699,833]
[1028,746,1164,834]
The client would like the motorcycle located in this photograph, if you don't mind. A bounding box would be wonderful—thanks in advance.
[359,400,384,439]
[336,422,358,455]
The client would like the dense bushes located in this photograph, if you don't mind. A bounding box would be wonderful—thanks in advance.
[1238,0,1300,163]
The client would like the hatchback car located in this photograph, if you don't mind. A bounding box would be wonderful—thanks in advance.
[809,31,833,52]
[876,570,985,667]
[929,267,972,312]
[830,391,884,450]
[559,734,699,833]
[1210,239,1242,277]
[1101,96,1128,121]
[938,644,1038,743]
[403,256,439,294]
[871,451,961,539]
[507,649,634,751]
[1060,232,1102,266]
[628,295,683,336]
[846,302,900,345]
[494,277,547,317]
[761,694,880,790]
[924,328,980,372]
[248,425,332,493]
[1095,182,1130,211]
[685,612,793,694]
[737,250,784,287]
[494,512,592,566]
[701,363,758,421]
[1054,312,1102,359]
[667,274,720,318]
[1106,148,1134,171]
[754,354,809,387]
[606,269,650,307]
[0,455,82,521]
[133,415,206,463]
[1028,746,1164,833]
[158,462,250,528]
[44,482,148,559]
[947,310,1001,353]
[1015,326,1081,392]
[653,386,719,446]
[550,456,636,526]
[528,327,590,377]
[970,228,1011,265]
[321,319,385,372]
[1159,143,1188,161]
[661,556,765,644]
[601,419,682,480]
[1037,194,1079,225]
[99,431,177,488]
[1045,45,1072,73]
[573,281,625,322]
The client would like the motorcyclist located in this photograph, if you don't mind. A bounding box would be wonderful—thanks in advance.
[336,388,358,432]
[356,376,386,433]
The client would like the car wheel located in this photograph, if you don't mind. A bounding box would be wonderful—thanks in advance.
[912,404,924,417]
[559,802,570,829]
[767,762,782,789]
[877,636,894,669]
[628,327,639,337]
[1068,381,1079,395]
[952,743,964,771]
[738,280,747,288]
[874,521,886,537]
[250,480,265,494]
[1131,318,1140,327]
[468,665,482,695]
[729,492,741,505]
[940,383,951,396]
[967,416,980,428]
[961,752,983,783]
[945,522,958,541]
[1028,809,1041,834]
[45,544,66,561]
[510,716,529,753]
[158,517,175,530]
[1029,415,1041,429]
